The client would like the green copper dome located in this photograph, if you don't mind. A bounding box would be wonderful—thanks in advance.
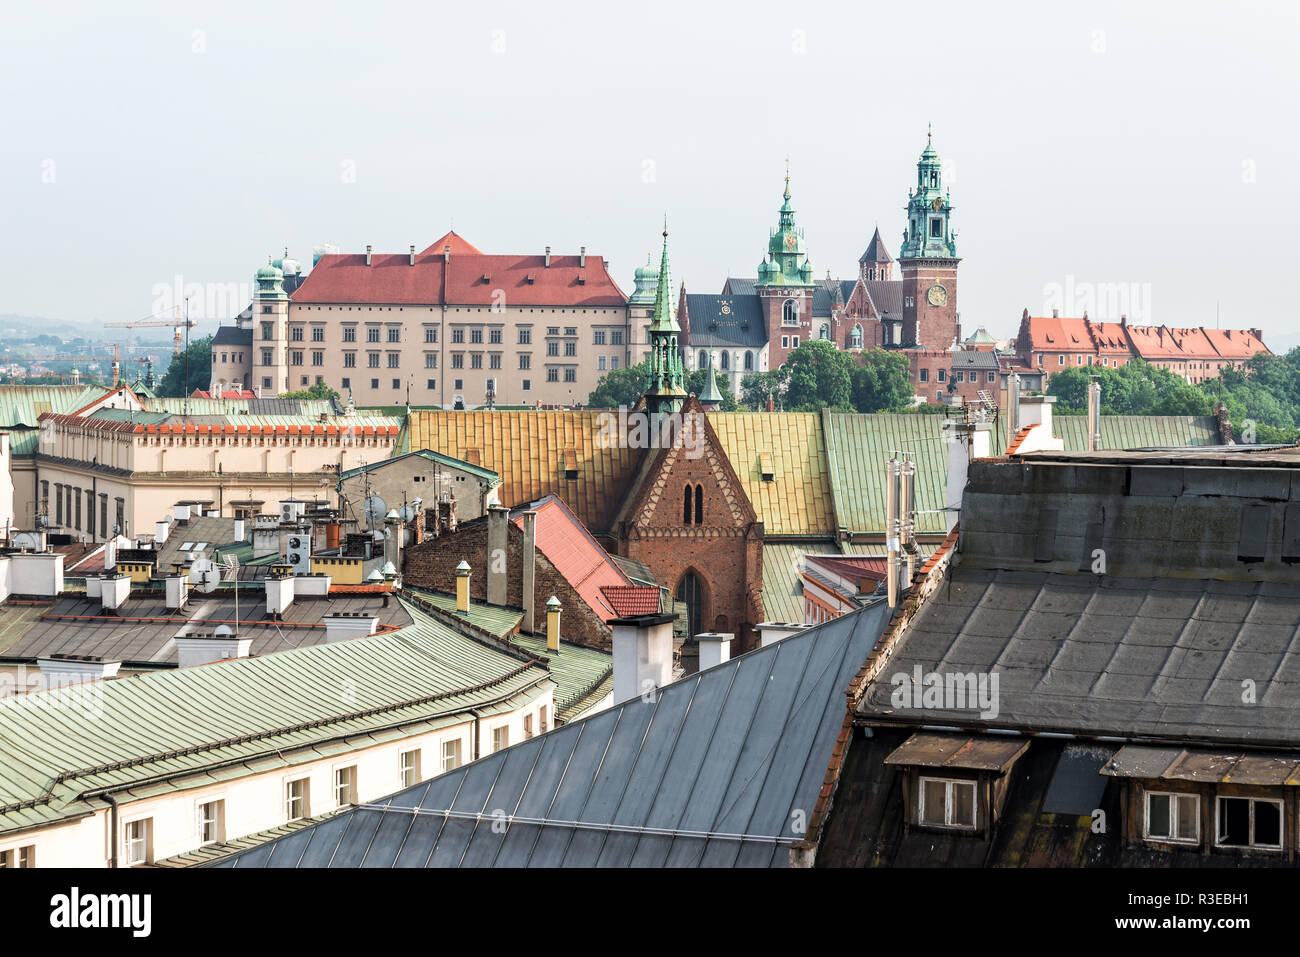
[255,257,288,301]
[628,252,660,305]
[756,166,814,288]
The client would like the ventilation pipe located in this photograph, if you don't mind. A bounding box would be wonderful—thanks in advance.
[1007,373,1021,439]
[455,560,471,613]
[486,505,509,606]
[546,595,561,652]
[1087,376,1102,451]
[544,246,551,268]
[521,511,537,632]
[885,455,899,608]
[409,244,416,266]
[899,457,917,582]
[365,244,373,267]
[579,246,586,268]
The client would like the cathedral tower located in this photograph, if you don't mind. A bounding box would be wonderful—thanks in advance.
[899,127,961,349]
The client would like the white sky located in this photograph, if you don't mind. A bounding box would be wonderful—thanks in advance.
[2,0,1297,345]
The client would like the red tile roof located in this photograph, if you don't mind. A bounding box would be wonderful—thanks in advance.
[290,236,628,308]
[805,554,887,583]
[1006,426,1035,455]
[600,585,661,617]
[420,230,483,256]
[511,495,632,620]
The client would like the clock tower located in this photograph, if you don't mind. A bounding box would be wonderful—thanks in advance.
[899,127,960,349]
[755,166,816,368]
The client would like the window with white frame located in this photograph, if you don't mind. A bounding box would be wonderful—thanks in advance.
[126,818,152,864]
[442,739,462,773]
[524,713,534,739]
[1145,790,1199,843]
[0,845,34,868]
[400,749,421,788]
[286,777,310,821]
[1216,795,1281,849]
[919,776,977,829]
[335,765,358,807]
[492,725,509,753]
[198,800,224,845]
[539,705,549,734]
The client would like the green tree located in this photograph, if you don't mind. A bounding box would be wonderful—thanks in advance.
[851,349,913,413]
[685,367,738,410]
[157,335,213,397]
[740,370,786,411]
[586,362,650,408]
[781,340,855,412]
[281,382,340,401]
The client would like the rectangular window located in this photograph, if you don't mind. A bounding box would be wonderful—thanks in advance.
[424,327,437,343]
[452,328,465,344]
[1145,791,1199,843]
[263,377,272,389]
[261,348,273,365]
[522,379,530,391]
[564,327,577,336]
[492,725,510,752]
[312,327,324,342]
[1216,796,1281,849]
[334,766,358,807]
[539,705,549,734]
[594,330,606,345]
[547,342,559,357]
[547,327,560,336]
[954,371,964,382]
[341,377,351,389]
[198,800,224,845]
[312,351,323,366]
[452,354,464,369]
[930,217,942,238]
[610,330,623,345]
[919,777,977,829]
[489,328,502,344]
[425,353,436,368]
[453,379,463,390]
[426,378,436,390]
[368,352,380,368]
[547,368,559,382]
[0,845,35,868]
[470,329,483,344]
[387,352,400,368]
[988,371,996,383]
[367,327,380,343]
[125,819,152,865]
[937,369,946,382]
[524,713,535,739]
[261,322,274,340]
[400,750,421,788]
[470,353,482,369]
[489,354,501,369]
[343,352,356,368]
[442,739,462,772]
[781,336,789,349]
[388,327,401,343]
[291,326,304,342]
[598,356,606,371]
[564,341,577,357]
[518,328,531,345]
[392,378,401,390]
[791,336,799,349]
[343,326,357,343]
[519,354,530,370]
[610,356,619,370]
[370,378,379,389]
[1058,354,1065,366]
[564,368,576,382]
[286,778,310,821]
[290,350,303,366]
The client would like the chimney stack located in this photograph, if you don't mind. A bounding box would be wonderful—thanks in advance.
[173,631,252,668]
[1052,308,1059,318]
[100,573,130,614]
[754,622,811,647]
[943,422,992,535]
[696,632,732,670]
[885,456,899,607]
[544,246,551,267]
[455,560,471,614]
[546,596,561,652]
[1007,373,1020,437]
[611,611,674,705]
[486,505,509,606]
[233,519,245,542]
[265,575,295,620]
[322,612,380,643]
[164,573,189,612]
[579,246,586,268]
[444,245,451,264]
[1086,377,1102,451]
[38,654,121,689]
[409,244,416,266]
[155,519,170,544]
[365,244,373,267]
[521,511,537,632]
[173,503,191,525]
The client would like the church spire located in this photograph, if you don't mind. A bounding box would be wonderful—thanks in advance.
[643,223,686,414]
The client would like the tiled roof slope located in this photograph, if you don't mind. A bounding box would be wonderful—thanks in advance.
[212,600,890,869]
[510,495,631,619]
[708,412,835,536]
[405,411,643,533]
[0,600,550,835]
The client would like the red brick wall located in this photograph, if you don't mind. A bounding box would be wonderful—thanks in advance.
[901,262,959,350]
[403,519,612,649]
[909,350,952,404]
[761,287,815,369]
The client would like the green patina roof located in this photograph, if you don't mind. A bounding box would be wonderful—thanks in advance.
[760,542,809,623]
[402,587,524,640]
[1047,413,1222,451]
[0,384,114,455]
[338,448,500,486]
[0,599,550,836]
[508,633,613,723]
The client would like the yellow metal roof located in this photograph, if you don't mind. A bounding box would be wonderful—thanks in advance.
[405,411,642,533]
[708,413,835,536]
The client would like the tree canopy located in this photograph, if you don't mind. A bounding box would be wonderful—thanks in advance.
[156,335,213,397]
[585,361,737,410]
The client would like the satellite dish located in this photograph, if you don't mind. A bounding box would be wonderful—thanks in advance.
[190,558,220,594]
[362,494,388,529]
[399,504,416,522]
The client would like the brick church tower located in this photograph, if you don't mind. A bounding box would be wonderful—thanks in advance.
[755,167,816,369]
[899,127,961,349]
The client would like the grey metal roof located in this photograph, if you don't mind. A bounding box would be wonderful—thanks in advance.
[683,294,767,349]
[862,280,903,319]
[951,350,1000,370]
[212,326,253,347]
[213,600,891,868]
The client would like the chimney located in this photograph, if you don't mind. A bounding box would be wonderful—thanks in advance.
[546,596,561,652]
[579,246,586,268]
[164,573,190,612]
[885,455,899,607]
[444,245,451,264]
[486,505,509,606]
[696,631,732,670]
[155,519,170,544]
[455,560,471,613]
[100,573,130,614]
[754,622,811,648]
[365,244,373,267]
[265,574,295,620]
[173,503,191,524]
[293,573,332,597]
[1018,394,1056,432]
[610,611,675,705]
[9,546,62,597]
[1007,373,1020,436]
[38,654,121,689]
[1052,308,1059,318]
[1120,314,1128,327]
[322,612,381,643]
[521,510,537,632]
[409,244,416,266]
[103,539,117,570]
[85,574,103,600]
[544,246,551,267]
[173,631,252,668]
[233,518,246,542]
[1086,377,1102,451]
[767,392,775,414]
[943,422,992,534]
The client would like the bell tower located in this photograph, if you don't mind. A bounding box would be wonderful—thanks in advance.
[755,164,816,369]
[899,127,960,349]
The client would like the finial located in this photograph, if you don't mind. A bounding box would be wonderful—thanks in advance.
[927,122,932,145]
[663,212,668,238]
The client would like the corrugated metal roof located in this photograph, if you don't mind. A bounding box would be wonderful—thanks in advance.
[507,633,612,723]
[823,413,950,536]
[0,384,112,427]
[1049,414,1221,451]
[761,543,807,622]
[709,413,834,536]
[213,600,890,868]
[402,587,524,640]
[0,600,551,835]
[405,411,643,533]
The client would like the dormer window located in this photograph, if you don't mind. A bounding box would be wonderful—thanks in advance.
[920,777,977,829]
[1145,791,1199,844]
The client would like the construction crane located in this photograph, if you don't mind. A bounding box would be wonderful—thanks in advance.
[104,306,196,355]
[47,344,122,387]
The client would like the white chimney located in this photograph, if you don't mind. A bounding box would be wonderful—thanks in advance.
[755,622,811,648]
[1087,377,1102,451]
[174,630,252,668]
[85,574,103,600]
[100,573,131,614]
[155,519,171,544]
[103,539,117,570]
[293,574,332,597]
[409,244,416,266]
[265,575,295,619]
[7,551,63,598]
[233,519,246,541]
[164,573,189,612]
[173,503,191,524]
[544,246,551,267]
[696,632,732,671]
[323,612,381,643]
[611,612,674,705]
[943,421,992,534]
[579,246,586,268]
[365,244,373,267]
[38,654,121,688]
[486,505,509,606]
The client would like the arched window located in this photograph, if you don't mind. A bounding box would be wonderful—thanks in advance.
[676,571,703,638]
[782,299,798,325]
[698,350,707,370]
[683,484,693,524]
[744,351,754,371]
[850,324,863,349]
[819,324,829,341]
[694,484,703,525]
[720,352,729,370]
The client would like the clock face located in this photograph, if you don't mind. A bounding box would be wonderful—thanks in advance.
[784,232,797,251]
[927,283,948,306]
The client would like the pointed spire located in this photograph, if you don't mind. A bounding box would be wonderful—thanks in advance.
[649,220,676,333]
[699,352,724,409]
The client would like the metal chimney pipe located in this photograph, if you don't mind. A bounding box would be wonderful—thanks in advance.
[365,244,373,267]
[579,246,586,268]
[409,244,415,266]
[900,457,916,585]
[1008,373,1021,440]
[1087,377,1101,451]
[544,246,551,267]
[885,456,899,608]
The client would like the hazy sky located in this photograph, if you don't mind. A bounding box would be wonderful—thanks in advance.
[2,0,1297,345]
